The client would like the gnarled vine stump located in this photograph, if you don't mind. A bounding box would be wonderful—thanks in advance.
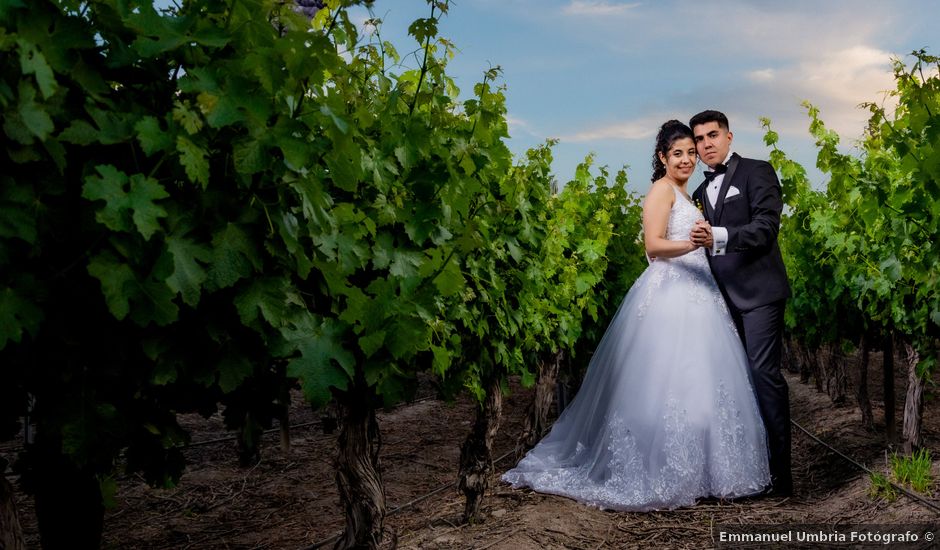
[459,374,502,523]
[901,342,924,455]
[333,387,385,550]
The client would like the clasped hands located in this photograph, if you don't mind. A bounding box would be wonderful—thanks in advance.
[690,219,713,249]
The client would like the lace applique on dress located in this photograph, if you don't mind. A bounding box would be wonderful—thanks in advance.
[637,186,722,318]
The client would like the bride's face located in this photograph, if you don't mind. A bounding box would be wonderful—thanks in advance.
[659,137,697,182]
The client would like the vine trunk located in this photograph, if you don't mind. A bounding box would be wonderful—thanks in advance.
[515,351,562,460]
[901,342,924,455]
[0,471,25,550]
[459,373,502,523]
[333,383,385,550]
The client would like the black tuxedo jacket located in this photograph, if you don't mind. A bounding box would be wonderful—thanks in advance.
[692,153,791,312]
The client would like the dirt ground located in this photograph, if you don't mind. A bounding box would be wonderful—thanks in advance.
[4,352,940,549]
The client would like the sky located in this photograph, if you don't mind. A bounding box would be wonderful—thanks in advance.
[350,0,938,194]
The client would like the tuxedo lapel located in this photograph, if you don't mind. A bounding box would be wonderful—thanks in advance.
[713,153,741,223]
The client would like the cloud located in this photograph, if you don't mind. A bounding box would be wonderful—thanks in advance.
[507,115,542,138]
[795,46,896,103]
[748,68,776,83]
[559,114,665,142]
[735,46,897,138]
[562,1,641,17]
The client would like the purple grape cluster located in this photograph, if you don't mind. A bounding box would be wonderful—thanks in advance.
[294,0,325,19]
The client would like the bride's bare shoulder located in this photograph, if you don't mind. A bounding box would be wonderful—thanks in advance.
[644,179,675,202]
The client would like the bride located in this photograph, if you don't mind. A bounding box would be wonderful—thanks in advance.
[502,120,770,511]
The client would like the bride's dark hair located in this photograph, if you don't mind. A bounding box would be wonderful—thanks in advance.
[650,120,694,182]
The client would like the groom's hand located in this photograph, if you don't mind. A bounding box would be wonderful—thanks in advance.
[690,220,713,248]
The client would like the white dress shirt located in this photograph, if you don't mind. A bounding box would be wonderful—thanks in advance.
[704,152,733,256]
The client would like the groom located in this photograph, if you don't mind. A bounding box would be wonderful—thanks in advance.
[688,110,792,497]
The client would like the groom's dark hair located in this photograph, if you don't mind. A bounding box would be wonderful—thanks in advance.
[689,110,730,131]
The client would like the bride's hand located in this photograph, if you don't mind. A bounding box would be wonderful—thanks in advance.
[690,220,713,248]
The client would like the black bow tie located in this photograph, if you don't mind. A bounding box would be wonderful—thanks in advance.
[703,163,728,182]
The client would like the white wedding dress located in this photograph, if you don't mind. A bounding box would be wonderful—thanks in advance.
[502,184,770,511]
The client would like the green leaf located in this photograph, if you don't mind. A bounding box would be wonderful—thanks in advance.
[165,235,211,307]
[99,475,118,509]
[358,330,385,358]
[177,136,210,187]
[408,17,438,43]
[0,184,38,244]
[575,272,598,294]
[173,102,203,135]
[218,354,253,393]
[83,165,132,232]
[433,253,465,296]
[128,177,170,239]
[59,120,99,145]
[132,278,180,326]
[278,137,311,171]
[430,345,451,377]
[151,360,178,385]
[285,317,355,408]
[386,315,429,359]
[234,277,293,328]
[87,107,132,144]
[17,80,53,140]
[394,145,414,171]
[135,116,173,155]
[199,91,243,128]
[288,174,333,229]
[87,252,137,320]
[233,138,266,175]
[389,249,423,278]
[0,286,42,349]
[208,223,261,289]
[18,39,57,99]
[82,165,169,239]
[324,136,362,192]
[320,105,349,134]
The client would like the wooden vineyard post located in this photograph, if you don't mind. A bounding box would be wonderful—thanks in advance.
[855,336,875,431]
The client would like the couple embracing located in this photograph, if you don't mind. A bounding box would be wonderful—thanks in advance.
[503,110,792,510]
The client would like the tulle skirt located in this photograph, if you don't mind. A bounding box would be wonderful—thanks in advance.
[502,256,770,511]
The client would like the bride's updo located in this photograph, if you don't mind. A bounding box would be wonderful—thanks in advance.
[650,120,694,182]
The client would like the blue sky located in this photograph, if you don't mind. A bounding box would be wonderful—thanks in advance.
[353,0,937,193]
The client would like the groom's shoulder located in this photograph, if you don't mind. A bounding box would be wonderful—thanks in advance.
[735,154,770,168]
[734,155,775,174]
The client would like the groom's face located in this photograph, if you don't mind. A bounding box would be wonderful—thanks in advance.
[692,121,733,168]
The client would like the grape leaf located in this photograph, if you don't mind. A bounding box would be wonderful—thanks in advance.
[87,251,137,320]
[82,165,169,239]
[165,235,211,307]
[208,223,261,289]
[217,354,253,393]
[17,39,57,99]
[285,317,355,408]
[0,286,42,349]
[17,80,53,140]
[135,116,173,155]
[177,136,210,187]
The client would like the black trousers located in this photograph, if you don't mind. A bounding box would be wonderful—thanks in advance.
[730,299,791,492]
